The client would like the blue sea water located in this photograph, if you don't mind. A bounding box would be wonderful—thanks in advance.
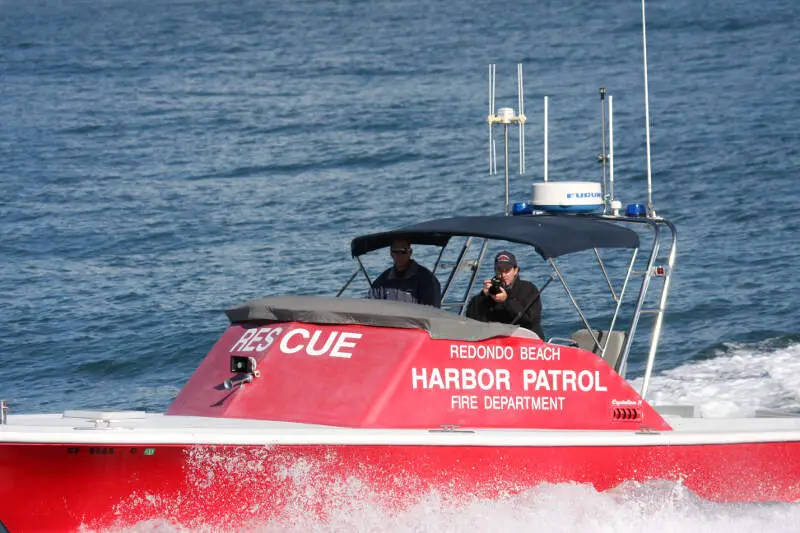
[2,0,800,530]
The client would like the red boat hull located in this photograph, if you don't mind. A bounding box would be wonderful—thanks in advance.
[1,440,799,532]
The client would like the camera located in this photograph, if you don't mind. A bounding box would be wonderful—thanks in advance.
[488,275,506,295]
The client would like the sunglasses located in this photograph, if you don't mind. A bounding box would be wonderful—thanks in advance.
[391,248,410,254]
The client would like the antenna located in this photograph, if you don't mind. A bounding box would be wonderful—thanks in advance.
[609,94,619,214]
[543,96,549,182]
[487,63,527,216]
[641,0,655,217]
[598,88,608,213]
[488,64,497,175]
[518,64,526,174]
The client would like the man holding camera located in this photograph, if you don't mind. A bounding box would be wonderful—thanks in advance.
[466,251,544,339]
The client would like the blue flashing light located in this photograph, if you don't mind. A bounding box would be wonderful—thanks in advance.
[512,202,534,216]
[625,203,647,217]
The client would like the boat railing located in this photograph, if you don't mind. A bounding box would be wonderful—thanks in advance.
[614,216,677,397]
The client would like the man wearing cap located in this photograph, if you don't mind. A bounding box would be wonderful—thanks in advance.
[466,251,544,338]
[369,238,442,307]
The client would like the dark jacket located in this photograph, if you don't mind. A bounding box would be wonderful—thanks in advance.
[466,277,544,338]
[369,261,442,308]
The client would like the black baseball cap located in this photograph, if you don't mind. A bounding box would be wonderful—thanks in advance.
[494,251,517,269]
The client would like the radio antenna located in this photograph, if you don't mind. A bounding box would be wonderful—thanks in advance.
[518,64,526,174]
[543,96,549,182]
[609,94,616,208]
[488,64,497,175]
[641,0,655,217]
[487,64,527,216]
[599,88,608,213]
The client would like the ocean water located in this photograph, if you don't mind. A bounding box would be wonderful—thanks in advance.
[2,0,800,530]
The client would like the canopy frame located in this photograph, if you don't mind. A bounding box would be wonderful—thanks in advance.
[340,213,677,398]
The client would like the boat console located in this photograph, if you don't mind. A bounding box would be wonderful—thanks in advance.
[168,295,671,431]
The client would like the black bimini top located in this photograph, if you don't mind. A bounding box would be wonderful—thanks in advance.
[351,215,640,259]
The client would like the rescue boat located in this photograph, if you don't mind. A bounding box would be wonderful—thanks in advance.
[3,207,800,532]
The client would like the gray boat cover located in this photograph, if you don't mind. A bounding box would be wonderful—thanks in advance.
[225,295,538,341]
[350,214,640,259]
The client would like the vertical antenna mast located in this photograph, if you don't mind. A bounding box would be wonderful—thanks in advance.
[489,64,497,175]
[518,64,526,174]
[609,94,615,205]
[543,96,549,182]
[599,88,608,213]
[641,0,655,217]
[487,64,527,216]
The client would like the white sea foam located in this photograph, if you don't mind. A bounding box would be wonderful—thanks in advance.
[630,340,800,417]
[91,481,800,533]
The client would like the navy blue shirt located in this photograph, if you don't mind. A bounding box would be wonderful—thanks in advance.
[369,261,442,308]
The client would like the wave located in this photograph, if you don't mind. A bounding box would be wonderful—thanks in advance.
[631,336,800,416]
[86,479,800,533]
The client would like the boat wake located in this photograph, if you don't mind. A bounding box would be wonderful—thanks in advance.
[84,479,799,533]
[632,337,800,416]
